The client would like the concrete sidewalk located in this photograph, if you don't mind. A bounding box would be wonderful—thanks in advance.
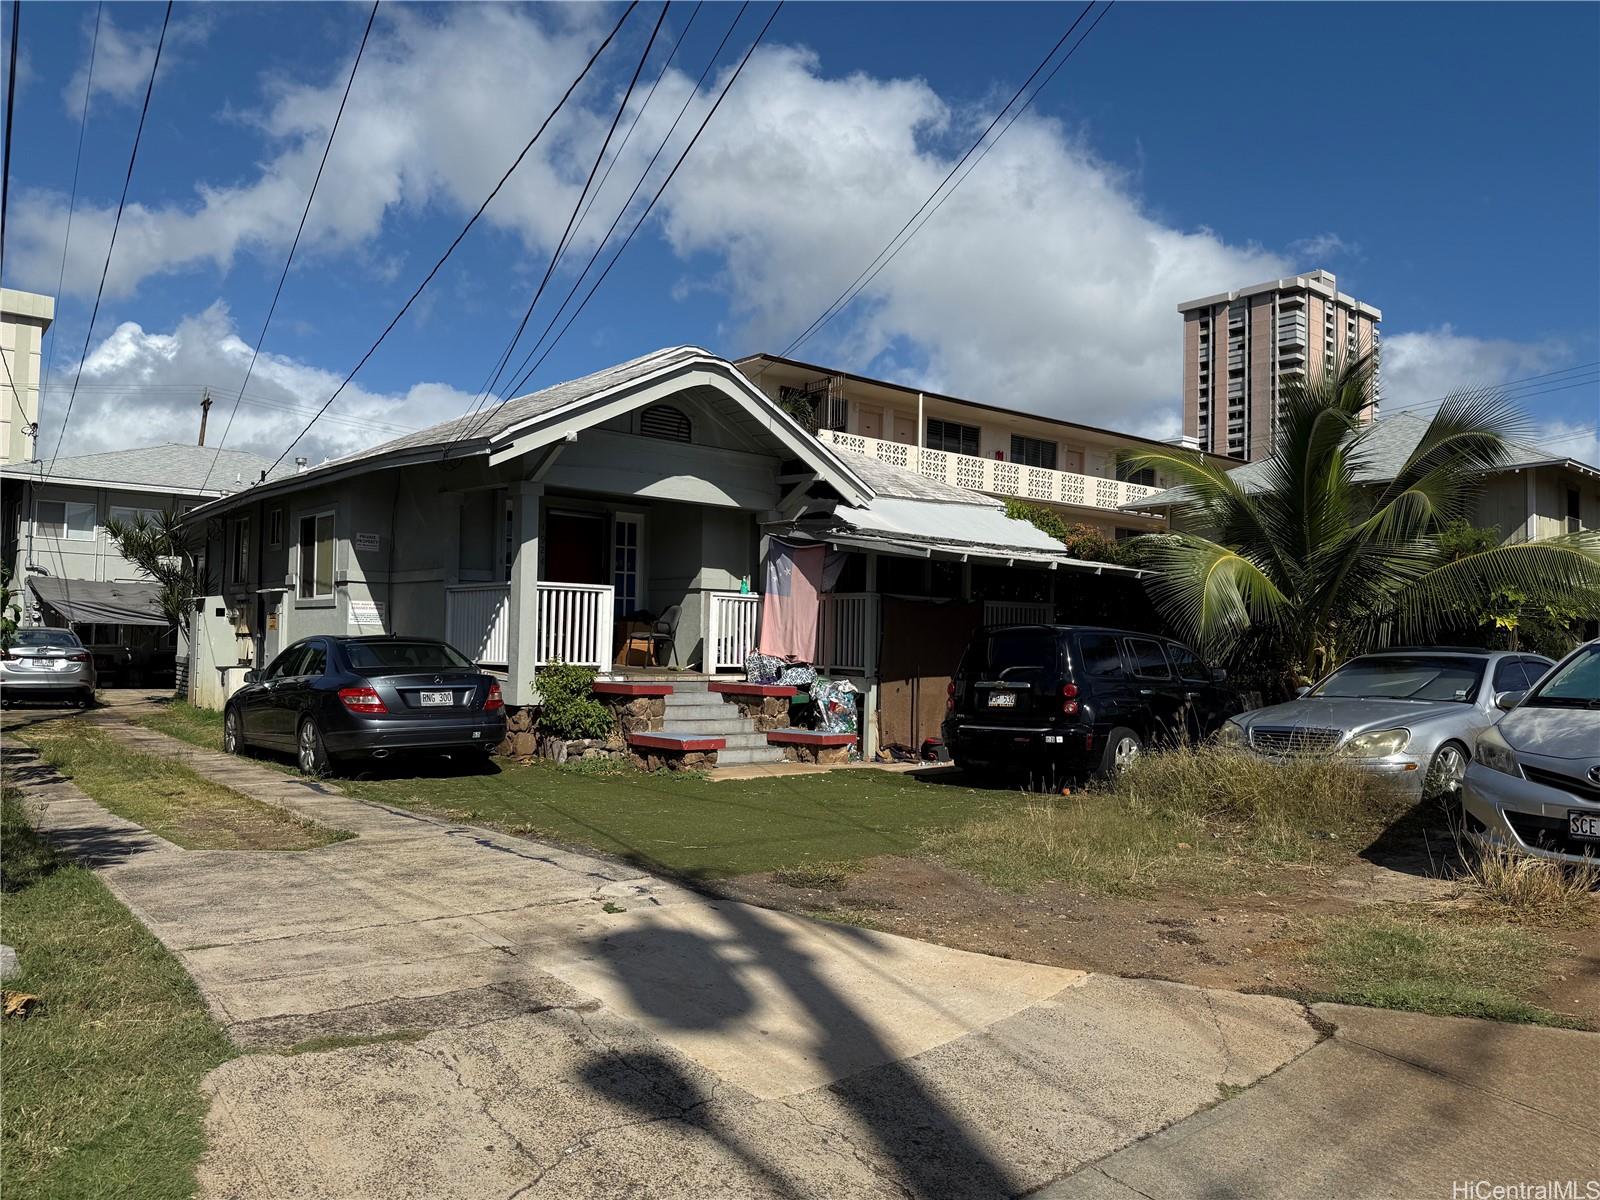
[5,704,1592,1199]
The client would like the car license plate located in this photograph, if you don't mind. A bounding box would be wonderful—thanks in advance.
[420,691,454,707]
[1569,811,1600,842]
[987,692,1016,708]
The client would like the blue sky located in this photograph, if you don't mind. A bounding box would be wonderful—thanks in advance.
[4,1,1597,465]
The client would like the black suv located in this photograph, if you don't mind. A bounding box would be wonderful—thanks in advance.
[943,624,1244,782]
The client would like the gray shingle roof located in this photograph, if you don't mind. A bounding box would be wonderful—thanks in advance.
[0,443,290,495]
[1134,410,1598,509]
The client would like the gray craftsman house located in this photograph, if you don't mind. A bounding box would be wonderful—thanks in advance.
[184,347,1148,757]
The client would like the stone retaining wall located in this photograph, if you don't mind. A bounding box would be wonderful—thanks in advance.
[496,695,666,763]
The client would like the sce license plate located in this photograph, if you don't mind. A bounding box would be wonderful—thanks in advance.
[420,691,454,707]
[987,692,1016,708]
[1569,811,1600,842]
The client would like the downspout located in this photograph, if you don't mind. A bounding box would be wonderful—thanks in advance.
[916,392,924,449]
[385,469,401,629]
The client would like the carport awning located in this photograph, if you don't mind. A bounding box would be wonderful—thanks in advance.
[29,577,168,626]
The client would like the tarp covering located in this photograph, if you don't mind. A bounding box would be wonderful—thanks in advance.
[29,577,168,626]
[757,540,824,659]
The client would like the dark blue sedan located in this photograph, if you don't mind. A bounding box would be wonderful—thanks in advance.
[223,635,507,774]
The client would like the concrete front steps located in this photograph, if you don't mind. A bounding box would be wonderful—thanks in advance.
[661,684,785,766]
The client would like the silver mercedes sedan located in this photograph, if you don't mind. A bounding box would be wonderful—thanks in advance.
[1218,648,1555,800]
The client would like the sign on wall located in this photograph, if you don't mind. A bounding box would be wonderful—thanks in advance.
[353,531,382,552]
[349,600,385,630]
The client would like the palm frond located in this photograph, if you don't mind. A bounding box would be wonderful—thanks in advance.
[1138,532,1290,657]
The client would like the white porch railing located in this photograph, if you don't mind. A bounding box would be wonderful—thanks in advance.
[816,592,877,674]
[536,582,613,669]
[983,600,1054,625]
[707,591,760,673]
[446,584,510,665]
[816,429,1164,513]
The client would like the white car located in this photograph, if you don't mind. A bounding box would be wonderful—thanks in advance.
[1462,639,1600,864]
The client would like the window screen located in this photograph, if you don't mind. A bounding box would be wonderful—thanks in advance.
[1124,637,1171,679]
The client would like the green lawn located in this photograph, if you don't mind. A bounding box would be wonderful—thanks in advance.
[0,790,236,1200]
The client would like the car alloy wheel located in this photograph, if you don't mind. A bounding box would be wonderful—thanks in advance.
[1427,742,1468,799]
[223,710,241,755]
[1113,734,1141,772]
[298,721,319,774]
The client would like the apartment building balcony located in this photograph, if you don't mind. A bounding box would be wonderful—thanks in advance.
[816,429,1165,517]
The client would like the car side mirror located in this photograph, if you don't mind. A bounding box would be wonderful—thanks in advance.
[1494,689,1525,711]
[1210,667,1228,683]
[244,669,261,684]
[1294,685,1310,698]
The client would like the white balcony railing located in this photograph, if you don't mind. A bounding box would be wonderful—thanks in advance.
[817,430,1164,513]
[982,600,1053,625]
[707,591,760,672]
[816,592,876,674]
[536,582,613,669]
[446,584,510,666]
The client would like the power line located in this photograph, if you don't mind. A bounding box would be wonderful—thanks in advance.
[264,0,640,475]
[459,1,669,432]
[467,1,751,434]
[1380,360,1600,416]
[40,2,103,402]
[1,0,19,278]
[767,2,1101,368]
[197,0,379,495]
[476,1,779,428]
[47,0,173,474]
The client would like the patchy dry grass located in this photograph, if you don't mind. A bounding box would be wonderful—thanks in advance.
[928,746,1410,896]
[130,699,225,753]
[0,795,236,1200]
[1300,912,1578,1027]
[772,861,861,891]
[14,720,348,851]
[1456,843,1600,927]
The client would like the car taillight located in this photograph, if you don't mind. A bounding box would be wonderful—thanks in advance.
[66,652,91,663]
[946,680,957,712]
[483,682,504,712]
[338,686,388,714]
[1061,682,1080,717]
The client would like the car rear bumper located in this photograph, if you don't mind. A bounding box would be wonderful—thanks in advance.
[1461,761,1600,865]
[943,720,1096,772]
[322,713,507,756]
[1,665,96,694]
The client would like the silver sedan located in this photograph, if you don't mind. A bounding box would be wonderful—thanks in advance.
[1,627,98,707]
[1218,648,1554,800]
[1462,639,1600,864]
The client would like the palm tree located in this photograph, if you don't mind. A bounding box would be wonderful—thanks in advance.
[1128,353,1600,690]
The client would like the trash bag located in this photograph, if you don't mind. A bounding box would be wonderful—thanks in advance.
[812,678,859,734]
[743,652,785,685]
[777,664,816,689]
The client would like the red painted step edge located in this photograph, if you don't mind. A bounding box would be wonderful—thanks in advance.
[592,682,674,696]
[765,729,857,747]
[627,732,725,752]
[708,682,798,698]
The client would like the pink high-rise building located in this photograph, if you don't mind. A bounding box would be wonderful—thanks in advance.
[1179,270,1381,462]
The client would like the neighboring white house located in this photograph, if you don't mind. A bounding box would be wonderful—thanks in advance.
[1,442,290,684]
[180,347,1150,756]
[1,288,55,467]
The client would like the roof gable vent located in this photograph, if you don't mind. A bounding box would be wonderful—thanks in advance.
[639,404,691,444]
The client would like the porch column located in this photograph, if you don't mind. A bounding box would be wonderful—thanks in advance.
[863,551,880,760]
[505,481,544,707]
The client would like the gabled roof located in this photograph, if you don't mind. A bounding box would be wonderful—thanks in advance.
[0,443,287,496]
[187,347,875,517]
[1131,410,1600,511]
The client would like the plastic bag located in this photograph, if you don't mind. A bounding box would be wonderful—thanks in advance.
[744,652,784,685]
[812,678,859,734]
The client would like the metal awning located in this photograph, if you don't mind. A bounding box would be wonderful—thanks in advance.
[28,577,168,626]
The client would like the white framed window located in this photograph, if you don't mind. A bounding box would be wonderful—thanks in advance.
[36,499,97,540]
[297,511,335,600]
[268,508,284,549]
[228,516,251,584]
[109,504,165,527]
[613,513,643,618]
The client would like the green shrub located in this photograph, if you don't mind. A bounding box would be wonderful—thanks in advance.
[536,662,613,740]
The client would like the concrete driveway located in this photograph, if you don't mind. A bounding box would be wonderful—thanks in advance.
[8,704,1595,1198]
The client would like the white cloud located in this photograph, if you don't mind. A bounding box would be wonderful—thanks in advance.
[38,304,477,466]
[1287,232,1360,262]
[62,7,213,114]
[1380,325,1570,411]
[1533,419,1599,467]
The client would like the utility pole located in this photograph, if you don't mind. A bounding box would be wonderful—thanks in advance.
[198,388,212,446]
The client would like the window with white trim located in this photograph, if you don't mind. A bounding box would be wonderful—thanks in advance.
[297,512,335,599]
[228,516,251,584]
[36,499,97,540]
[109,505,165,527]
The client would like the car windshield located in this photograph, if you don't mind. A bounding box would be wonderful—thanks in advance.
[345,640,472,673]
[12,629,80,648]
[1310,655,1484,703]
[1523,645,1600,709]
